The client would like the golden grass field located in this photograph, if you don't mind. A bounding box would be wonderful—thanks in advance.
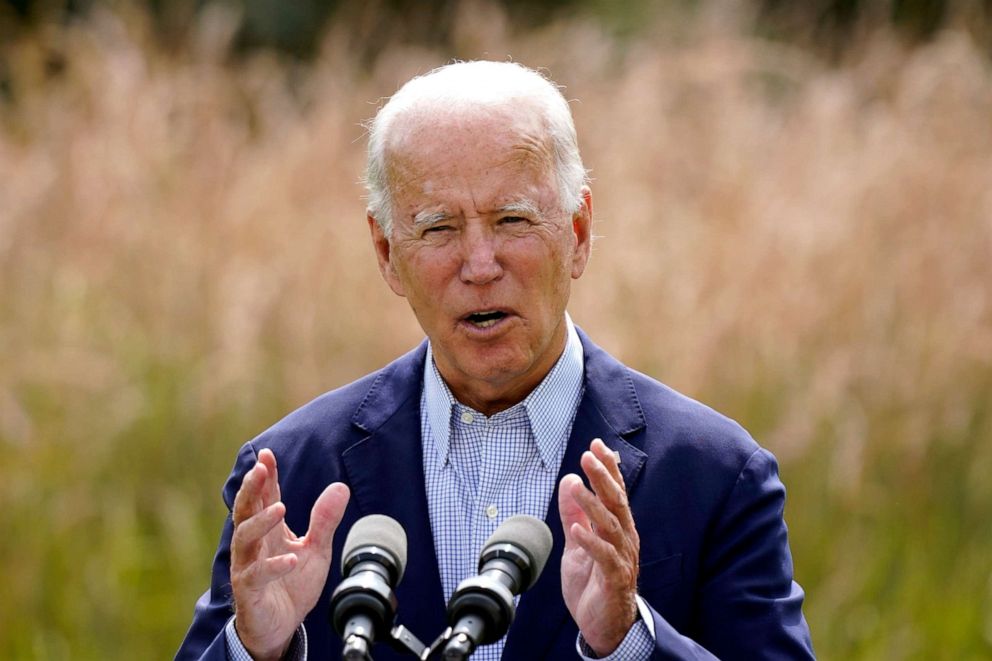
[1,3,991,658]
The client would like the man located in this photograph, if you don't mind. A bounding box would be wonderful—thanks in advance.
[178,61,814,660]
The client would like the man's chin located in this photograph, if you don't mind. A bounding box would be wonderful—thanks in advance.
[452,353,526,385]
[437,345,531,389]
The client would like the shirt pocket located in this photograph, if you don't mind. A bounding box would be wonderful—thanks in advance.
[637,552,683,592]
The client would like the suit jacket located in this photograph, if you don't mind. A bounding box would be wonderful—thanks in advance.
[177,329,814,660]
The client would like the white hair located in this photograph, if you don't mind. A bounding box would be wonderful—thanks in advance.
[365,61,588,236]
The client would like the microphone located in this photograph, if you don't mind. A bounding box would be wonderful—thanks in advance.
[329,515,408,660]
[442,515,553,659]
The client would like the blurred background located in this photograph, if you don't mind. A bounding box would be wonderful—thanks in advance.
[2,0,991,658]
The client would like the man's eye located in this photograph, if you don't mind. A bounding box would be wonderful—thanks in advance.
[500,216,527,224]
[424,225,453,234]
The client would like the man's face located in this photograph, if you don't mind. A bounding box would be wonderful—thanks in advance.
[369,104,592,413]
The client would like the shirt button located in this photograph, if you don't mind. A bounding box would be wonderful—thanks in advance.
[460,411,475,424]
[485,504,499,520]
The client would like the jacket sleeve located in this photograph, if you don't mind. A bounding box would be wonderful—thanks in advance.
[646,448,815,660]
[175,443,260,661]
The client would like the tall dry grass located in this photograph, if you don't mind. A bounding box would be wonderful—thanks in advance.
[1,3,990,658]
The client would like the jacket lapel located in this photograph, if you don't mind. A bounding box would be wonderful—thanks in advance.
[337,331,649,657]
[340,342,449,644]
[504,330,648,658]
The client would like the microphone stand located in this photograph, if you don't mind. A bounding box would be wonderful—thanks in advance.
[420,626,469,661]
[389,625,429,659]
[341,624,428,661]
[342,622,478,661]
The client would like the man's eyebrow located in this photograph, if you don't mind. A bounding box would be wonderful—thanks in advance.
[413,210,453,227]
[495,200,541,217]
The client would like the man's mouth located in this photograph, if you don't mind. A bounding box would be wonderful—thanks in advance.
[464,310,509,328]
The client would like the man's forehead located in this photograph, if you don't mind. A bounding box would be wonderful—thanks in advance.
[385,100,552,163]
[386,132,553,183]
[389,161,558,224]
[401,170,554,214]
[383,104,556,202]
[412,199,542,226]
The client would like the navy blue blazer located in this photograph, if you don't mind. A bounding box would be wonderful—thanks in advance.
[177,329,814,660]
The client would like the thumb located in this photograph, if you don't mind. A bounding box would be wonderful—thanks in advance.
[306,482,350,552]
[558,474,589,548]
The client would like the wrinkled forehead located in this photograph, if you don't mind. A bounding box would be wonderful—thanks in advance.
[383,99,556,182]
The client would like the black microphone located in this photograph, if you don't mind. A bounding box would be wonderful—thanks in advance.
[442,515,553,659]
[329,515,408,661]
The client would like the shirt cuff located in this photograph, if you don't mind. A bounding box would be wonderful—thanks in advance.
[224,617,308,661]
[575,596,656,660]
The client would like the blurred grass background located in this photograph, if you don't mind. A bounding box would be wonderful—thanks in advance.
[1,0,991,658]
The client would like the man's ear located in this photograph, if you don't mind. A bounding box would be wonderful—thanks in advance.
[368,213,406,297]
[570,186,593,279]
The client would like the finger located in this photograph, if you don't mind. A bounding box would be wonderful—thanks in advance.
[257,449,281,508]
[569,520,640,619]
[569,521,624,573]
[569,474,628,549]
[231,502,286,565]
[232,462,268,527]
[580,450,636,533]
[590,438,624,487]
[305,482,351,552]
[239,552,300,590]
[580,451,627,511]
[558,474,590,548]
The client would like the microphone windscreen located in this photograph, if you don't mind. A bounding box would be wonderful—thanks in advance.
[342,514,408,581]
[482,514,553,590]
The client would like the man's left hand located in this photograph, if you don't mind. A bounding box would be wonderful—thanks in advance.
[558,438,640,656]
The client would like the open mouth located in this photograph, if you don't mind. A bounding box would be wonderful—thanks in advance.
[464,310,509,328]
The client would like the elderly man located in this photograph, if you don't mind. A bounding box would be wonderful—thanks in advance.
[178,61,814,660]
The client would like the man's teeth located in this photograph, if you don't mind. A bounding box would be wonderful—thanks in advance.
[467,311,506,327]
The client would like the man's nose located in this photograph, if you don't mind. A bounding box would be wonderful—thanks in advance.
[459,225,503,285]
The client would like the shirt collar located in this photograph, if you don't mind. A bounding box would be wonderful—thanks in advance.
[424,313,584,469]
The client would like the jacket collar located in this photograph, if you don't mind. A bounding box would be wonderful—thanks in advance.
[342,328,648,653]
[505,326,648,657]
[348,327,646,438]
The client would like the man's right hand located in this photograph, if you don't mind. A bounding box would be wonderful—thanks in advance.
[230,448,350,660]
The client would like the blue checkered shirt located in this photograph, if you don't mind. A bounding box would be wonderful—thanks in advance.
[226,316,654,659]
[421,316,653,660]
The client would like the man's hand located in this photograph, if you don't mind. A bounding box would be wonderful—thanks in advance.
[559,439,640,657]
[230,448,350,660]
